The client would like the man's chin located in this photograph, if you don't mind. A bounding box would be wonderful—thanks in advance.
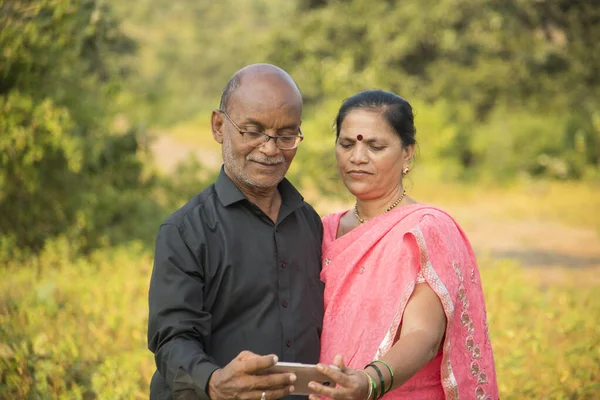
[249,166,288,185]
[249,175,285,189]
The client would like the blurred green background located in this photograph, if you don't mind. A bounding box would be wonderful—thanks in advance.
[1,0,599,398]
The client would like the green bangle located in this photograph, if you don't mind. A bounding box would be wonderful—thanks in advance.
[373,360,394,393]
[366,363,385,399]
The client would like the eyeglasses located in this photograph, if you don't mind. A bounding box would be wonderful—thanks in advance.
[219,110,304,150]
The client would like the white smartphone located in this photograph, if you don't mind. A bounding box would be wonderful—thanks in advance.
[263,361,338,395]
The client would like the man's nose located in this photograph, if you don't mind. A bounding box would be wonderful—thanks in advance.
[259,136,280,156]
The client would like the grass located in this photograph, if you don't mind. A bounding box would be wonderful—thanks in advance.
[408,178,600,234]
[1,246,598,399]
[2,176,600,399]
[2,166,598,398]
[483,260,600,398]
[306,176,600,237]
[0,241,154,400]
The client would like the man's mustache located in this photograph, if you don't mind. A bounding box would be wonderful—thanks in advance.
[247,157,285,165]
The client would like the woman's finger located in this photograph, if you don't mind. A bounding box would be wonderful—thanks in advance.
[309,381,345,398]
[333,354,346,372]
[316,363,352,387]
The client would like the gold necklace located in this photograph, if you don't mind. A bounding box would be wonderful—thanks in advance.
[354,190,407,224]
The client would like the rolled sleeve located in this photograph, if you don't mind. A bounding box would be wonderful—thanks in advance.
[148,223,219,399]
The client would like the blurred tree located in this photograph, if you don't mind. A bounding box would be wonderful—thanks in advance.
[297,0,330,10]
[71,0,599,183]
[265,0,600,179]
[108,0,296,125]
[0,0,160,253]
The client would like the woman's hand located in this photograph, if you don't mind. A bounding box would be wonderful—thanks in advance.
[308,355,370,400]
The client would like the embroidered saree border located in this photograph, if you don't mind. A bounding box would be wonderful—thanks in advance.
[375,280,415,360]
[375,225,461,399]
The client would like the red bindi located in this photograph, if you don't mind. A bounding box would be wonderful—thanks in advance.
[356,134,363,141]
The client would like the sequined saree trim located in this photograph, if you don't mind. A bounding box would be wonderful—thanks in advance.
[375,225,461,399]
[374,281,415,360]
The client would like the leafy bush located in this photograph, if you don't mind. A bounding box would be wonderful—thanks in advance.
[264,0,600,180]
[0,0,161,254]
[484,261,600,398]
[157,155,220,213]
[1,242,598,399]
[0,241,154,399]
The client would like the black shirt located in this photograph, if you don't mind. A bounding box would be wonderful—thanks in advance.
[148,168,324,400]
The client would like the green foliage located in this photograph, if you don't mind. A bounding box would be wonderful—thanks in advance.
[0,241,153,399]
[158,156,220,212]
[107,0,297,125]
[1,242,598,399]
[113,0,600,181]
[265,0,600,180]
[4,0,597,254]
[483,261,600,398]
[2,3,599,398]
[0,0,161,253]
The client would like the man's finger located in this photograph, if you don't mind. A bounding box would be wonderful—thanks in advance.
[248,372,296,390]
[240,387,295,400]
[237,350,262,361]
[242,354,279,373]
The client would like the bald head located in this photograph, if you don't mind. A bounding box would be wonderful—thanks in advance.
[219,64,301,112]
[211,64,303,194]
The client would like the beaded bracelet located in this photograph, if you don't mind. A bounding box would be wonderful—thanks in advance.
[372,360,394,393]
[359,370,374,400]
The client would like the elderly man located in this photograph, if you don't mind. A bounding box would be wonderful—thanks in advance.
[148,64,324,400]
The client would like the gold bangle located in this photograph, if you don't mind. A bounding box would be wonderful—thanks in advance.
[360,370,374,400]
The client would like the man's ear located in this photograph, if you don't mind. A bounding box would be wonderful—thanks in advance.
[211,110,224,144]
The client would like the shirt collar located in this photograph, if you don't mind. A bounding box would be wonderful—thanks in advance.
[215,166,304,209]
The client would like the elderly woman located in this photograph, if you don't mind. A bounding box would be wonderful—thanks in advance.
[308,90,498,400]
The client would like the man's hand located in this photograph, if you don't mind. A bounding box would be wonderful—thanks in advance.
[207,351,296,400]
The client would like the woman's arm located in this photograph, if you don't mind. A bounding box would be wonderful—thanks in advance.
[368,282,447,392]
[308,282,447,400]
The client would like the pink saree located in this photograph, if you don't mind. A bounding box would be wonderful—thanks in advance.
[320,204,498,399]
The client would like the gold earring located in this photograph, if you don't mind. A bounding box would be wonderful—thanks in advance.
[402,167,409,175]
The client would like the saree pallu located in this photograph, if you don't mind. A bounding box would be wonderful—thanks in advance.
[320,205,498,399]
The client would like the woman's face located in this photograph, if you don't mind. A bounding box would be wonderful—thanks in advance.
[335,109,414,200]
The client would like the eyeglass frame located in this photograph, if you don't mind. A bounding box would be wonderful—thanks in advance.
[217,110,304,150]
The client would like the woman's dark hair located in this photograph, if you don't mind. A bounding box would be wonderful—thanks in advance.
[334,89,416,147]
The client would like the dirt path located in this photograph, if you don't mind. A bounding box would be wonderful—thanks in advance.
[151,135,600,269]
[447,205,600,269]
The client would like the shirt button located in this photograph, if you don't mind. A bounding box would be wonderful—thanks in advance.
[286,340,292,348]
[281,261,287,269]
[282,300,288,308]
